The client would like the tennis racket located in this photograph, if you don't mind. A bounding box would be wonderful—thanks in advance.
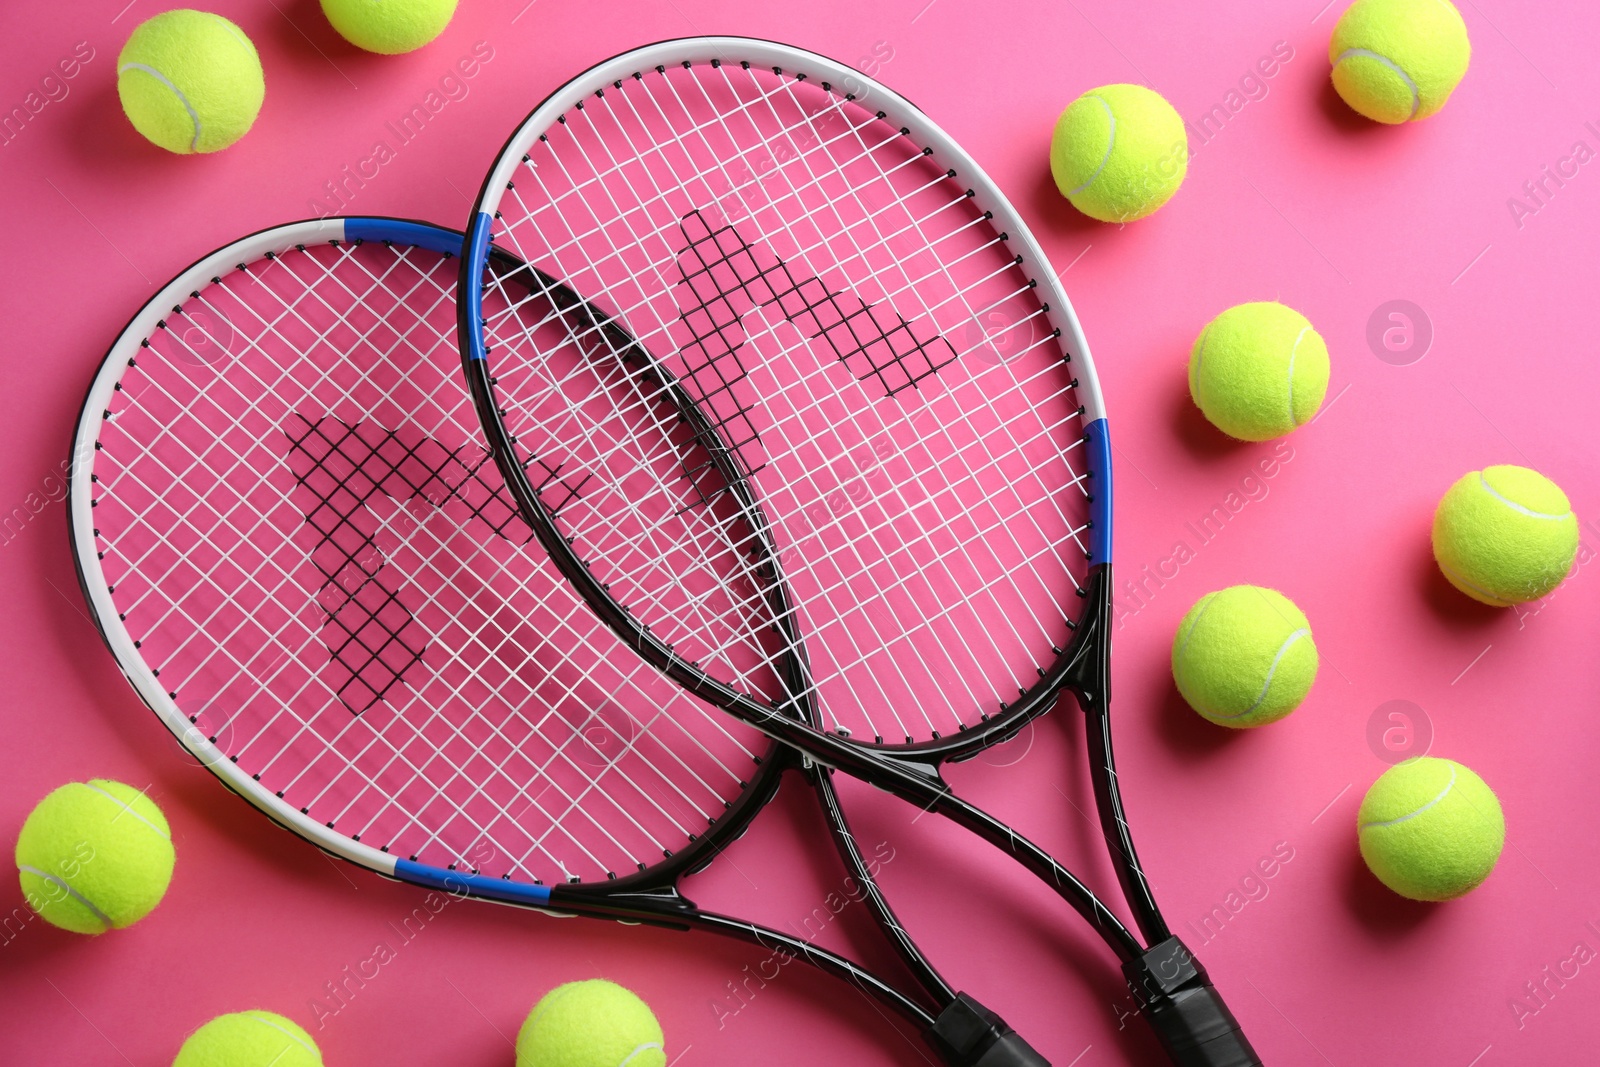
[459,38,1260,1066]
[68,216,1050,1066]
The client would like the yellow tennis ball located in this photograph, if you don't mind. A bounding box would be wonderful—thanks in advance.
[1049,84,1188,223]
[1329,0,1471,124]
[1189,301,1330,442]
[1431,465,1578,606]
[117,10,265,154]
[14,779,174,934]
[1358,757,1504,901]
[321,0,459,54]
[173,1011,322,1067]
[517,979,666,1067]
[1172,585,1318,728]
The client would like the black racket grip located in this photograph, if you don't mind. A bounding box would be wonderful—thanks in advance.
[927,993,1049,1067]
[1124,938,1263,1067]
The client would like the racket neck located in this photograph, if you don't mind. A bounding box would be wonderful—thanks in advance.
[1073,564,1171,947]
[807,764,955,1007]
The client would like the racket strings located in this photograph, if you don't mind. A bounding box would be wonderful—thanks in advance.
[500,162,1009,379]
[493,267,1090,634]
[486,61,1093,744]
[495,79,1059,464]
[102,248,463,699]
[240,255,735,865]
[275,266,763,878]
[514,65,899,281]
[260,248,770,873]
[660,206,1090,592]
[486,255,1088,748]
[111,250,583,850]
[492,95,1088,742]
[94,238,765,885]
[497,68,945,361]
[484,292,793,700]
[283,412,516,714]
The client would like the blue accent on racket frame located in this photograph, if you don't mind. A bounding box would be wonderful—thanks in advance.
[394,857,553,905]
[344,217,464,257]
[462,212,494,362]
[1084,418,1112,566]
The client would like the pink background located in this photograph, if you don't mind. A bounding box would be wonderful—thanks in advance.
[3,0,1598,1064]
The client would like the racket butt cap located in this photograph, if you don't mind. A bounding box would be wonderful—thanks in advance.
[926,993,1048,1067]
[1124,937,1263,1067]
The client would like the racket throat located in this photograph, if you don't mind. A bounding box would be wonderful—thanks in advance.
[927,993,1048,1067]
[544,885,702,928]
[1062,563,1114,708]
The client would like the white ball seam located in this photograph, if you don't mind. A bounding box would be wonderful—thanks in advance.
[1171,593,1217,700]
[1359,763,1458,831]
[1477,471,1571,521]
[117,62,203,152]
[1436,559,1511,606]
[1333,48,1420,120]
[526,984,577,1031]
[85,780,170,840]
[618,1042,664,1067]
[1206,627,1311,721]
[206,12,257,58]
[246,1012,319,1058]
[1068,95,1117,197]
[1286,325,1312,427]
[17,865,113,931]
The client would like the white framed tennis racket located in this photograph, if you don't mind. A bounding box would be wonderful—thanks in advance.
[457,37,1261,1067]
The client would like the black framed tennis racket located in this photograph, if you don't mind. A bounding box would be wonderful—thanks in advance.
[69,216,1055,1066]
[458,38,1260,1067]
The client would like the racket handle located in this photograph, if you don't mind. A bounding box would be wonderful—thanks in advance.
[1124,938,1263,1067]
[927,993,1049,1067]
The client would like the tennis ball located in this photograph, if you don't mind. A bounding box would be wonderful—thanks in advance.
[321,0,459,54]
[516,979,666,1067]
[1432,465,1578,606]
[15,779,174,934]
[1172,585,1317,728]
[1358,757,1504,901]
[1189,301,1330,442]
[1329,0,1471,124]
[1049,84,1188,223]
[173,1010,322,1067]
[117,10,265,154]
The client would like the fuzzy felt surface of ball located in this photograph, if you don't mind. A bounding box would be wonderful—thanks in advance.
[321,0,458,54]
[1329,0,1471,123]
[15,779,174,934]
[1189,301,1330,441]
[172,1011,322,1067]
[116,10,264,153]
[516,979,666,1067]
[1172,585,1318,728]
[1432,465,1577,606]
[1358,757,1504,901]
[1049,84,1188,223]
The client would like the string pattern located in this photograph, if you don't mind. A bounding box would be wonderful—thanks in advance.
[284,413,524,714]
[88,236,763,885]
[675,209,959,406]
[483,58,1092,746]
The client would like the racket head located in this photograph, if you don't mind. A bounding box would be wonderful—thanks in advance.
[69,216,784,907]
[461,38,1113,759]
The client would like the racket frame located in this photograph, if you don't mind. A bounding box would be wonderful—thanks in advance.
[458,34,1141,944]
[460,38,1264,1066]
[463,253,1141,949]
[460,34,1112,757]
[66,216,956,1037]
